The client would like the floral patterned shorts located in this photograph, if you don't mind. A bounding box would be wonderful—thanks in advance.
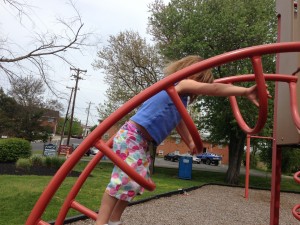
[105,122,152,202]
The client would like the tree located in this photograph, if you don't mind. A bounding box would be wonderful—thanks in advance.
[0,88,21,136]
[56,117,83,137]
[148,0,277,184]
[8,75,45,108]
[93,30,165,121]
[7,75,63,141]
[8,75,63,111]
[0,0,90,94]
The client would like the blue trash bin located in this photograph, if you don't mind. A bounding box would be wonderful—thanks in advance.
[178,156,192,180]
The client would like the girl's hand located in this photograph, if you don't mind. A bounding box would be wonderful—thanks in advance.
[245,84,272,107]
[189,142,199,155]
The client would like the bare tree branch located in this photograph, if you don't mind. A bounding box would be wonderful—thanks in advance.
[0,0,94,97]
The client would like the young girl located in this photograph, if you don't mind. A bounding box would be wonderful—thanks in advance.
[95,55,262,225]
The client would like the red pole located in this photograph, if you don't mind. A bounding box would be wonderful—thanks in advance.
[245,134,251,199]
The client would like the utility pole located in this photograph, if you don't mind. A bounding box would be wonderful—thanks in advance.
[84,101,94,137]
[58,87,74,148]
[66,68,87,146]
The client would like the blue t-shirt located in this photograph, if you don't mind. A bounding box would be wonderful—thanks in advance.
[130,90,188,145]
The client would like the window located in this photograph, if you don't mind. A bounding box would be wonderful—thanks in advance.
[48,118,55,123]
[175,138,181,144]
[158,150,164,156]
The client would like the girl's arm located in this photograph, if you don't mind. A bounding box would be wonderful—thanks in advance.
[175,79,268,107]
[176,119,197,154]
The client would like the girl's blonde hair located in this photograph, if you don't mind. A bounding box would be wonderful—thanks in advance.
[164,55,214,102]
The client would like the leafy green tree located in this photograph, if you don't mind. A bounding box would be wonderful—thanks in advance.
[0,87,52,141]
[260,145,300,174]
[56,117,83,136]
[93,30,165,121]
[148,0,277,184]
[0,88,21,136]
[6,75,63,141]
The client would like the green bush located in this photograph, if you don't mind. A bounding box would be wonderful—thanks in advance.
[49,157,65,168]
[44,156,52,167]
[0,138,31,162]
[16,158,32,171]
[30,155,44,167]
[44,156,65,168]
[14,156,66,171]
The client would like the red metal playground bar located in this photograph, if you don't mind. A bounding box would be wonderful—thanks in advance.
[26,42,300,225]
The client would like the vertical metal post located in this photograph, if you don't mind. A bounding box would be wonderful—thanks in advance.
[245,134,250,199]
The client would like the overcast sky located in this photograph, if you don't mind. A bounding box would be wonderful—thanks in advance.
[0,0,168,126]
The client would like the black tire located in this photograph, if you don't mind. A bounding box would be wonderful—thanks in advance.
[214,161,219,166]
[206,159,211,165]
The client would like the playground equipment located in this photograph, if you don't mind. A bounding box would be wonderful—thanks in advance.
[26,1,300,225]
[272,1,300,224]
[25,42,300,225]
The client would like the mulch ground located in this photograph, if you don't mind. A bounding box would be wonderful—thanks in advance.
[0,162,81,177]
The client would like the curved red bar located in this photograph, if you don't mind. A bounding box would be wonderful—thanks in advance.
[26,42,300,225]
[289,83,300,130]
[292,204,300,221]
[294,171,300,184]
[228,57,268,134]
[216,74,300,133]
[293,172,300,221]
[166,86,203,152]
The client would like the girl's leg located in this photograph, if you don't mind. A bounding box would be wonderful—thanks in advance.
[109,199,129,223]
[95,192,118,225]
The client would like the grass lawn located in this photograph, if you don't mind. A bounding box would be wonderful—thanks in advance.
[0,161,300,225]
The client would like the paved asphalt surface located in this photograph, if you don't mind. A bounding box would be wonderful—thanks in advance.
[155,157,271,177]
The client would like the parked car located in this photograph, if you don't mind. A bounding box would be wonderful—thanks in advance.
[192,156,201,164]
[196,152,222,166]
[72,143,91,156]
[90,147,99,155]
[71,135,83,139]
[164,152,180,162]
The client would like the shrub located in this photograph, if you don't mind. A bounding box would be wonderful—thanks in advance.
[16,158,32,171]
[0,138,31,162]
[44,156,52,167]
[48,157,65,168]
[44,156,65,168]
[30,155,44,167]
